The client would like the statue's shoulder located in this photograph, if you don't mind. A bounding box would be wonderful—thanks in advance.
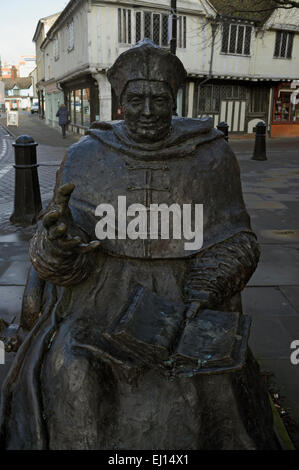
[65,121,121,161]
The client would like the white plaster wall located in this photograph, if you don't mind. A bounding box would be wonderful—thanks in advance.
[211,24,253,77]
[92,3,209,74]
[44,1,90,81]
[253,29,299,80]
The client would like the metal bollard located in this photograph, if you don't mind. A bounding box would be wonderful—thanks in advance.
[252,121,267,161]
[10,135,42,226]
[217,122,229,141]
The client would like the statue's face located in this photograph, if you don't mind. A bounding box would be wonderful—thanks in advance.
[121,80,174,142]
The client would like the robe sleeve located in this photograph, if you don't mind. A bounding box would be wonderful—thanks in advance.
[184,231,260,309]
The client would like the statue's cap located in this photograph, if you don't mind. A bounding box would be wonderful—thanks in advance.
[107,39,187,100]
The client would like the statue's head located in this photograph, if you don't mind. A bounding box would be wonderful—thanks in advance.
[107,39,187,142]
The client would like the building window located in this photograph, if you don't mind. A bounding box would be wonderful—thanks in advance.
[54,36,59,60]
[274,92,291,121]
[221,23,252,56]
[274,31,294,59]
[135,11,186,48]
[249,87,269,113]
[67,20,74,52]
[221,85,246,100]
[198,85,220,113]
[118,8,132,44]
[67,87,91,127]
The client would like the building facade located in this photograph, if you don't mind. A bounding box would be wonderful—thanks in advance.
[3,78,33,111]
[32,12,61,120]
[33,0,299,136]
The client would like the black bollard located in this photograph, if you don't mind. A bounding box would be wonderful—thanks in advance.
[217,121,229,141]
[252,121,267,161]
[10,135,42,226]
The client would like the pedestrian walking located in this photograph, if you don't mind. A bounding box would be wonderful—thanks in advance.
[56,104,70,138]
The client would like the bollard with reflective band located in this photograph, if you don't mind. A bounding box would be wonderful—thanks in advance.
[10,135,42,226]
[217,122,229,142]
[252,121,267,161]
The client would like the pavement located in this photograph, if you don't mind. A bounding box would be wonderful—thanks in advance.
[0,112,299,447]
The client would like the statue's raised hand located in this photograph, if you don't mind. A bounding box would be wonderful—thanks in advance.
[42,183,101,256]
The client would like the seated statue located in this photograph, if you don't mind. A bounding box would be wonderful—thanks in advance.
[0,40,278,450]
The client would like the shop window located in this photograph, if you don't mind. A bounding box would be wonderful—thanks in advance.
[135,11,186,48]
[274,91,299,122]
[118,8,132,44]
[67,87,91,127]
[222,23,252,56]
[82,88,91,127]
[67,20,74,52]
[75,90,82,124]
[274,92,291,121]
[70,91,76,122]
[274,31,294,59]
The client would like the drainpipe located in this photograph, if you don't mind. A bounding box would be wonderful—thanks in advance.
[197,22,218,112]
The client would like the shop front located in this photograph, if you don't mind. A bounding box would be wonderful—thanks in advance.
[63,75,99,135]
[271,81,299,137]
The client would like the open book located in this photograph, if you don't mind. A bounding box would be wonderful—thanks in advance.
[104,285,251,374]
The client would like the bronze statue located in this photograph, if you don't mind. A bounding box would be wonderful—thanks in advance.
[0,40,278,450]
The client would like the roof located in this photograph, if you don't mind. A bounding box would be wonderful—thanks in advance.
[1,77,32,91]
[32,12,61,42]
[208,0,277,24]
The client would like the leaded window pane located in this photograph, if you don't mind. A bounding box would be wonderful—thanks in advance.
[237,26,244,54]
[274,31,281,57]
[287,32,294,58]
[229,24,237,53]
[244,26,251,55]
[128,10,131,43]
[123,9,127,43]
[222,23,229,53]
[281,32,287,57]
[178,16,182,48]
[136,12,141,42]
[144,12,151,38]
[153,14,160,45]
[118,9,122,43]
[162,14,168,46]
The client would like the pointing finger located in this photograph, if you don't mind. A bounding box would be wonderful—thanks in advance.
[55,183,75,207]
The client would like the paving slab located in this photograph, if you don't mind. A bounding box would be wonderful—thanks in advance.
[0,261,30,286]
[280,286,299,313]
[245,200,288,210]
[248,315,295,360]
[248,245,299,286]
[0,285,25,324]
[242,286,299,317]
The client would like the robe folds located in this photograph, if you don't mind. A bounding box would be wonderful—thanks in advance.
[0,118,277,450]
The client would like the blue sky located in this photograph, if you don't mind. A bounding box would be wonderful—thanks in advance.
[1,0,69,64]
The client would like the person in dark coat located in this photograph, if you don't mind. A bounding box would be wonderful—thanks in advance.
[56,103,70,138]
